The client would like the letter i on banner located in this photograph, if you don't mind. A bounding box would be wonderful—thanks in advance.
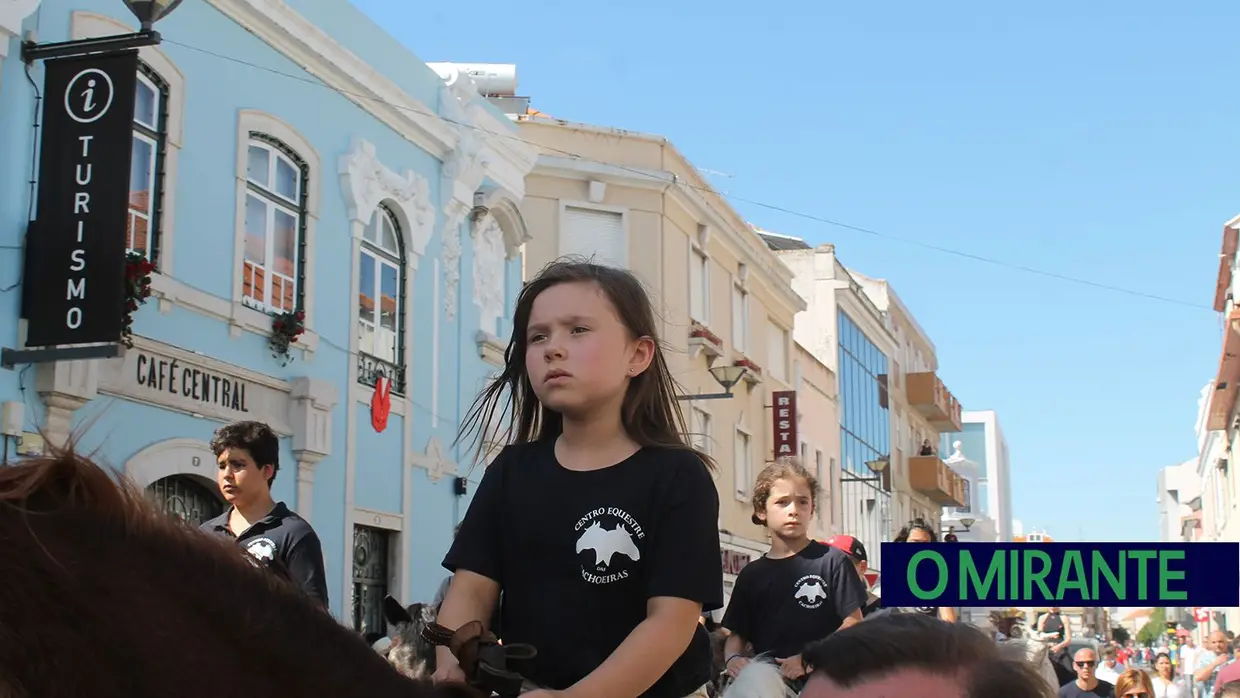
[371,373,392,433]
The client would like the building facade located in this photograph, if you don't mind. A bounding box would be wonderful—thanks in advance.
[849,269,966,533]
[761,235,903,573]
[939,410,1014,542]
[0,0,536,631]
[513,113,836,610]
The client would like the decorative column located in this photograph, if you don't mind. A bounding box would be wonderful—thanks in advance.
[34,359,99,449]
[288,376,338,522]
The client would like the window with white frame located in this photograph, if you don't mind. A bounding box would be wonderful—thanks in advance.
[561,205,626,267]
[734,429,752,497]
[243,134,307,313]
[767,319,788,382]
[732,281,749,353]
[357,204,407,394]
[128,66,168,262]
[689,243,709,324]
[690,406,712,454]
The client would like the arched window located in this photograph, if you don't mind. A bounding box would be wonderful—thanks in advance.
[127,64,168,261]
[357,204,406,394]
[242,133,308,314]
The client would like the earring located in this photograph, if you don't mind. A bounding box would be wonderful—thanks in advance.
[628,368,635,374]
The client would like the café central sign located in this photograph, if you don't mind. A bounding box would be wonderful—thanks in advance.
[135,352,250,412]
[96,339,293,433]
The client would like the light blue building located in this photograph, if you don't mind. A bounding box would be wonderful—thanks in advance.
[0,0,535,632]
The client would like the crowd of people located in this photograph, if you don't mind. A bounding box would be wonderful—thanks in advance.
[189,260,1240,698]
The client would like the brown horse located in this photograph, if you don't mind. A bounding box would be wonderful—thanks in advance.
[0,447,478,698]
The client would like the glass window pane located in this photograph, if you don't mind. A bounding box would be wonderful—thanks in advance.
[247,145,270,187]
[129,137,154,214]
[273,209,297,279]
[244,195,267,264]
[358,252,376,356]
[363,213,379,244]
[381,213,399,254]
[275,157,298,201]
[134,80,157,129]
[379,262,398,332]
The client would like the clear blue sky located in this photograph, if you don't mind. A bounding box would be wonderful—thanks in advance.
[353,0,1238,542]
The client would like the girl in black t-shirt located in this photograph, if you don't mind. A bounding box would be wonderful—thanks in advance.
[433,261,723,698]
[720,458,868,689]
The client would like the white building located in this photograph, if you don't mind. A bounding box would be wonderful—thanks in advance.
[941,441,999,543]
[940,410,1014,542]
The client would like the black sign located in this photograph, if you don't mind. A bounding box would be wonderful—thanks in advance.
[135,353,251,413]
[24,51,139,347]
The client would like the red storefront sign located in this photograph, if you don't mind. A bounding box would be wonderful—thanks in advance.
[772,390,798,457]
[721,548,751,576]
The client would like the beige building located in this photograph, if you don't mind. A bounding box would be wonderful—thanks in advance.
[849,270,966,532]
[515,113,843,608]
[759,234,964,574]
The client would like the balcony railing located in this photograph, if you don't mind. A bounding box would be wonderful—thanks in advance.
[905,372,963,432]
[908,455,967,507]
[358,353,407,396]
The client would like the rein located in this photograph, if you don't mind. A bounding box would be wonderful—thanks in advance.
[421,620,538,698]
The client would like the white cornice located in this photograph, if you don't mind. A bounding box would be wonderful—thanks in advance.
[534,154,673,191]
[205,0,457,159]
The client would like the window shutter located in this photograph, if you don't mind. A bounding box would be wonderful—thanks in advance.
[561,206,626,267]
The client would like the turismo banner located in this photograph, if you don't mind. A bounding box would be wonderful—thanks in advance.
[878,542,1239,607]
[24,50,139,347]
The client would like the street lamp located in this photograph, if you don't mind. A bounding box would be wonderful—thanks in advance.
[22,0,182,63]
[960,517,976,531]
[841,456,890,484]
[676,364,748,401]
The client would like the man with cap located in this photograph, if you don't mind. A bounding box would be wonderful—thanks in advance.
[825,535,882,617]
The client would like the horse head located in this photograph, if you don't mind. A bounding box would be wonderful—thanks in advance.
[0,447,475,698]
[383,595,439,679]
[722,659,799,698]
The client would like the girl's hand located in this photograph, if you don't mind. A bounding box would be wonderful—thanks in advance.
[776,654,806,680]
[430,662,467,685]
[725,655,750,677]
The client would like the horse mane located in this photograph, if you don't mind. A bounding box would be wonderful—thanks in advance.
[0,447,472,698]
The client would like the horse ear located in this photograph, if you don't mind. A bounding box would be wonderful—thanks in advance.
[383,595,412,626]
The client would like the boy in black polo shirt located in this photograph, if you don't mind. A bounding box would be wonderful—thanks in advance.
[721,459,867,689]
[200,420,329,608]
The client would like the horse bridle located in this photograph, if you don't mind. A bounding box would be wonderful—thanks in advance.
[421,620,538,698]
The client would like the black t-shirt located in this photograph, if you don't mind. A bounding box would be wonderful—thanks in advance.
[1058,680,1115,697]
[200,502,329,607]
[443,440,723,697]
[720,541,868,659]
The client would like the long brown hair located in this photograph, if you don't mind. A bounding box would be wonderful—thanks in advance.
[455,258,714,471]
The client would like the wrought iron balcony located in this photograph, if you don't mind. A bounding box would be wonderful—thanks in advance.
[357,353,406,395]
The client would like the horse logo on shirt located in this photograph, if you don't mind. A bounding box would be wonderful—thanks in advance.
[244,537,278,566]
[573,506,646,586]
[576,521,640,567]
[794,574,828,609]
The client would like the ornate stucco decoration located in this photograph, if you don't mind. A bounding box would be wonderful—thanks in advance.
[442,227,462,319]
[471,214,507,335]
[409,435,456,482]
[339,137,435,261]
[435,67,494,320]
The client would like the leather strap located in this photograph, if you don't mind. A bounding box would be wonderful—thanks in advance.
[422,621,539,697]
